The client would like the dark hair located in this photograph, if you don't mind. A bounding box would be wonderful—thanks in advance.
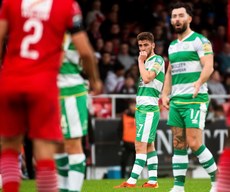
[170,2,193,17]
[137,32,154,42]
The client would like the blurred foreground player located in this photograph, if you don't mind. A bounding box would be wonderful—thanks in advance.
[0,0,101,192]
[217,105,230,192]
[55,31,102,191]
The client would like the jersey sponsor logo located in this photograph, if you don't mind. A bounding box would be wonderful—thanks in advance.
[171,62,186,74]
[22,0,53,20]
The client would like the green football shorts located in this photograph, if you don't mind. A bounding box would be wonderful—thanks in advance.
[135,110,160,143]
[60,94,88,139]
[167,102,208,129]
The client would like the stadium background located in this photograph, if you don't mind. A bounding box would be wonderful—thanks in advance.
[75,0,230,180]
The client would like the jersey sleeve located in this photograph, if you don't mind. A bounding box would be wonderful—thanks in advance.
[149,56,164,76]
[66,1,84,34]
[194,36,213,57]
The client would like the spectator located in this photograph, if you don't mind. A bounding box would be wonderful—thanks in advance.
[100,11,119,40]
[98,51,113,82]
[116,73,137,116]
[102,40,117,64]
[223,74,230,95]
[128,32,139,58]
[87,20,102,49]
[208,70,227,106]
[104,62,125,93]
[117,42,136,71]
[85,0,105,28]
[216,42,230,75]
[118,74,137,95]
[94,38,104,59]
[212,25,227,54]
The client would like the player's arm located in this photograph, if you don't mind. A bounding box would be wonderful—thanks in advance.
[72,32,102,95]
[199,54,214,84]
[193,36,214,98]
[193,54,214,98]
[161,64,172,110]
[0,17,8,66]
[138,51,156,84]
[138,62,156,84]
[67,2,102,95]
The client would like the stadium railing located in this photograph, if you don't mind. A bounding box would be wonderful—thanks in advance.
[91,94,230,118]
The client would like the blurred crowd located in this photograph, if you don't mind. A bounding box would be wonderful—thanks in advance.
[77,0,229,119]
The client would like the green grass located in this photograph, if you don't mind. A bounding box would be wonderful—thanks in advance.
[0,178,212,192]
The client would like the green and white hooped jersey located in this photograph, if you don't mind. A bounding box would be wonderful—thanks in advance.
[58,35,87,97]
[136,54,165,112]
[168,31,213,104]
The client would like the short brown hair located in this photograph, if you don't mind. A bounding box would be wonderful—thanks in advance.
[170,2,193,17]
[137,32,154,42]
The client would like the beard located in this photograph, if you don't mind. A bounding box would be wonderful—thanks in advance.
[173,23,187,34]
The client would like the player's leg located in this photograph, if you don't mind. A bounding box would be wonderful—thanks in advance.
[33,139,58,192]
[216,119,230,192]
[0,138,2,189]
[55,143,69,192]
[115,111,155,188]
[29,87,62,192]
[185,103,217,192]
[0,94,26,192]
[168,106,188,192]
[59,95,88,192]
[65,138,85,192]
[170,127,188,192]
[125,141,147,185]
[142,111,160,188]
[187,128,217,191]
[1,136,23,192]
[143,142,158,188]
[216,147,230,192]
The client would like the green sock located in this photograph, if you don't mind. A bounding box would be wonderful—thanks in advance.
[55,153,69,192]
[68,154,86,192]
[172,149,188,187]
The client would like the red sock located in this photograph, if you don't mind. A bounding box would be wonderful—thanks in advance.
[217,148,230,192]
[36,159,58,192]
[1,149,20,192]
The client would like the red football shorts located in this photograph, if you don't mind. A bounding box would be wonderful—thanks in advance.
[0,78,63,142]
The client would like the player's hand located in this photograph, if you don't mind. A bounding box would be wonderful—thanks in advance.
[162,96,170,110]
[90,79,103,96]
[193,80,202,98]
[138,51,147,63]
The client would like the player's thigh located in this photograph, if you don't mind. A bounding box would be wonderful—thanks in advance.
[184,103,208,129]
[0,93,26,137]
[60,95,88,139]
[28,89,62,141]
[167,105,185,128]
[135,110,159,143]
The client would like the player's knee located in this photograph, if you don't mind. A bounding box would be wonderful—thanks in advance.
[187,137,201,151]
[173,138,187,150]
[135,141,147,153]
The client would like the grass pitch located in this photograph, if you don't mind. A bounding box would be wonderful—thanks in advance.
[1,178,212,192]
